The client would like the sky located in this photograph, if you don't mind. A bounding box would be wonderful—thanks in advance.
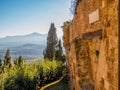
[0,0,72,38]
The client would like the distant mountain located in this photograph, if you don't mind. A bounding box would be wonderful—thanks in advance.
[0,32,47,48]
[27,32,46,36]
[0,32,47,59]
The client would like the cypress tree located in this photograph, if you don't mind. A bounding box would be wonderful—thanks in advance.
[43,23,58,60]
[55,40,66,62]
[55,40,63,60]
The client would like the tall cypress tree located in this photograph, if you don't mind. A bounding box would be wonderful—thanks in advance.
[43,23,58,60]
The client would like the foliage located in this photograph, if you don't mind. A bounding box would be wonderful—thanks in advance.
[3,63,37,90]
[55,40,63,60]
[13,58,18,66]
[0,59,64,90]
[64,21,71,26]
[0,60,3,74]
[35,59,63,88]
[18,56,23,66]
[43,23,58,60]
[43,23,65,63]
[4,49,11,68]
[14,56,24,66]
[55,40,66,62]
[0,58,2,68]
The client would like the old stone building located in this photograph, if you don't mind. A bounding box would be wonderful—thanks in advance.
[63,0,118,90]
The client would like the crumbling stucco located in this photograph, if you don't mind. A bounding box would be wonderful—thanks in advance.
[63,0,118,90]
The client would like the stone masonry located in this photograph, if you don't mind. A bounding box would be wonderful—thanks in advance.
[63,0,118,90]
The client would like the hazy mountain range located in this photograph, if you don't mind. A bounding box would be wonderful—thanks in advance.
[0,32,47,60]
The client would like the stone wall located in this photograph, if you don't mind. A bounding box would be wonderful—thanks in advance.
[63,0,118,90]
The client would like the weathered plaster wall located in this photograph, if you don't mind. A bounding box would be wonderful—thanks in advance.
[63,0,118,90]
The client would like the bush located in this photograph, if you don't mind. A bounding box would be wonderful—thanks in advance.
[35,59,63,88]
[0,59,64,90]
[4,63,37,90]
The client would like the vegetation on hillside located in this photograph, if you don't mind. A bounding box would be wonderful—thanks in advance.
[0,58,64,90]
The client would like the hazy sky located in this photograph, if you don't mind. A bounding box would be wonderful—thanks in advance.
[0,0,72,38]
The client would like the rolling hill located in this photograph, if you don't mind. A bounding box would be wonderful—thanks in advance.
[0,32,47,60]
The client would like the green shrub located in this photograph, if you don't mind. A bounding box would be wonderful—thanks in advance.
[0,59,64,90]
[4,63,37,90]
[35,59,63,88]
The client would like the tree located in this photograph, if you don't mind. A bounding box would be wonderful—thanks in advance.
[0,60,2,68]
[43,23,58,60]
[0,55,2,68]
[0,57,2,74]
[55,40,66,63]
[14,57,18,65]
[55,40,63,60]
[14,56,23,66]
[4,49,11,68]
[18,56,23,66]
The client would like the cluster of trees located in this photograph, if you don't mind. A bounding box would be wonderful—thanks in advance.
[43,23,65,62]
[0,49,23,74]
